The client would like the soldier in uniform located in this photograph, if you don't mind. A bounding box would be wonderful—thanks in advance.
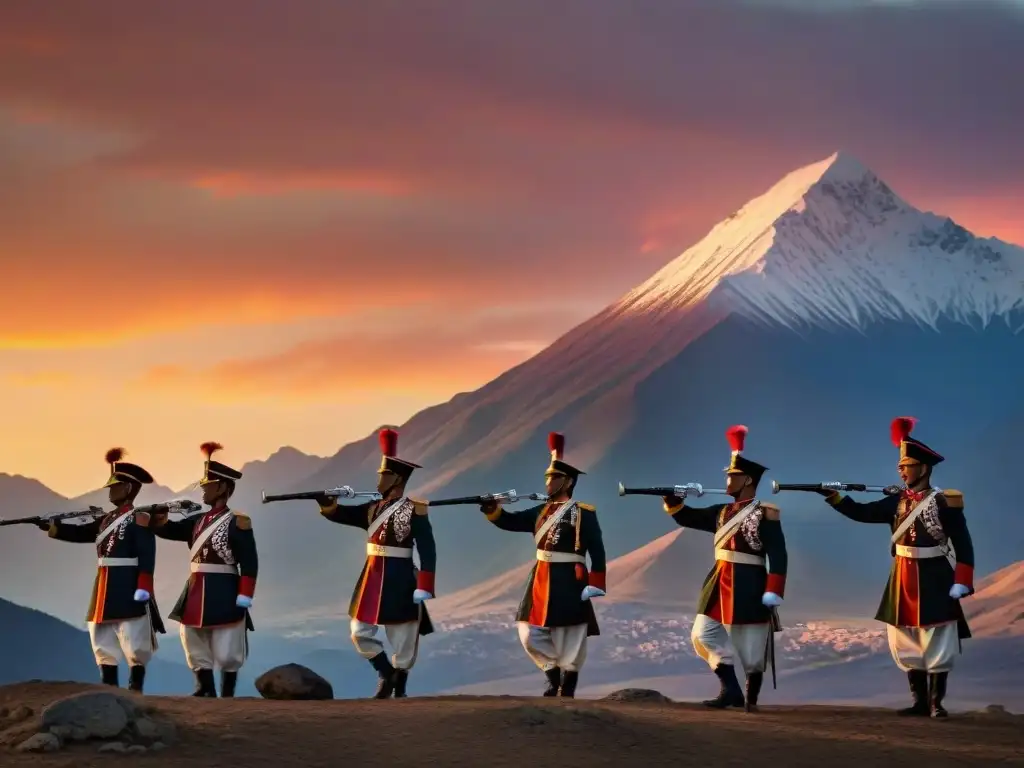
[152,442,258,698]
[814,417,974,718]
[314,428,436,699]
[37,448,164,692]
[661,425,787,712]
[478,432,606,698]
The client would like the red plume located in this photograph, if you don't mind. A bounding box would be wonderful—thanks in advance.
[105,447,125,465]
[890,416,916,447]
[200,441,223,459]
[379,428,398,457]
[725,425,748,454]
[548,432,565,459]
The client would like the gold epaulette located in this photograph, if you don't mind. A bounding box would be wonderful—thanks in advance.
[941,489,964,509]
[135,510,152,528]
[411,499,429,516]
[233,511,252,530]
[760,502,781,521]
[578,502,596,513]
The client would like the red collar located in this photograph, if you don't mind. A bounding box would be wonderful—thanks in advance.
[902,487,931,502]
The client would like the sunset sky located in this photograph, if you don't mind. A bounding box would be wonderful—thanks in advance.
[1,0,1022,496]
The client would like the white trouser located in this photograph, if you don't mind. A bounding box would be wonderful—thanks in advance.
[180,621,248,672]
[88,612,157,667]
[517,622,589,673]
[691,614,770,674]
[351,618,420,670]
[886,622,959,673]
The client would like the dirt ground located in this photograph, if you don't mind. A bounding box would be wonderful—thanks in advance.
[2,682,1023,767]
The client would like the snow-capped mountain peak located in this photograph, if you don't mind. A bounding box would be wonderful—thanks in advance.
[619,151,1024,331]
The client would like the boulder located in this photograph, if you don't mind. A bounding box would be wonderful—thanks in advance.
[40,691,134,740]
[601,688,673,704]
[255,663,334,700]
[15,733,61,753]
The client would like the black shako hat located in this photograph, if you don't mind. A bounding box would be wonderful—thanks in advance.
[723,424,768,485]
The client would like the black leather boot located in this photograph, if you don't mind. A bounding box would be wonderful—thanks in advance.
[191,669,217,697]
[221,670,238,698]
[128,665,145,693]
[559,671,579,698]
[929,672,948,718]
[392,669,409,698]
[745,671,763,712]
[703,664,745,709]
[897,670,929,716]
[369,652,395,699]
[100,664,119,687]
[542,667,561,697]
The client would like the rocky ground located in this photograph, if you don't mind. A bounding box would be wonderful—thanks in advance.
[1,681,1022,767]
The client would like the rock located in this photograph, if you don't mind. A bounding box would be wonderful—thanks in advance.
[133,715,177,745]
[984,704,1007,714]
[127,744,148,754]
[255,663,334,700]
[98,741,128,753]
[50,724,90,742]
[16,732,62,753]
[0,706,7,718]
[150,741,167,752]
[601,688,673,704]
[8,705,33,723]
[41,691,132,740]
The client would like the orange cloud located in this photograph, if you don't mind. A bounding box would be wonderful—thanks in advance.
[189,171,419,199]
[134,308,581,402]
[3,370,77,388]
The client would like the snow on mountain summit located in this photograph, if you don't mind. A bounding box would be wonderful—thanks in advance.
[621,151,1024,331]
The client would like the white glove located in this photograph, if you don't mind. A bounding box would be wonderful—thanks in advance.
[236,594,253,608]
[412,589,433,604]
[949,583,970,599]
[581,586,606,600]
[761,591,783,608]
[133,589,151,603]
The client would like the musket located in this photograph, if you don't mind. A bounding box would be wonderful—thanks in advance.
[428,489,548,507]
[770,481,904,496]
[0,498,203,528]
[0,506,105,528]
[617,482,729,498]
[261,485,383,504]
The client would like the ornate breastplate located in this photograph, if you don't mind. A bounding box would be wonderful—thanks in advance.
[535,502,578,551]
[896,494,946,546]
[368,498,414,546]
[97,508,134,557]
[716,502,765,552]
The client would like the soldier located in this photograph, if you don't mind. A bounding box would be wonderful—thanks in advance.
[37,448,164,692]
[314,428,436,699]
[661,425,787,712]
[152,442,258,698]
[479,432,606,698]
[814,417,974,718]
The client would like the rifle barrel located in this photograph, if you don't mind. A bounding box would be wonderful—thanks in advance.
[426,496,484,507]
[618,485,678,497]
[262,491,327,503]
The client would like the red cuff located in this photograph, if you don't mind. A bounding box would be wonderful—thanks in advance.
[766,573,786,598]
[954,563,974,590]
[239,575,257,598]
[588,571,606,591]
[136,572,154,593]
[417,571,435,594]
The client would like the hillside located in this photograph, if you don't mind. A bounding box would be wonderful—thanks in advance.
[963,561,1024,638]
[2,683,1022,767]
[0,598,211,695]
